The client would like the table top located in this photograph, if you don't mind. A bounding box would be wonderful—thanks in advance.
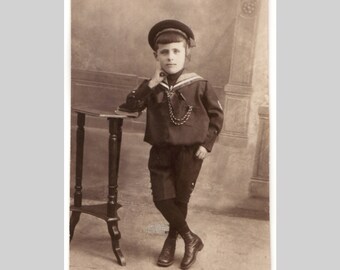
[72,105,128,118]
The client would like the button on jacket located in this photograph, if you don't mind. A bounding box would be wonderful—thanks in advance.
[119,73,224,152]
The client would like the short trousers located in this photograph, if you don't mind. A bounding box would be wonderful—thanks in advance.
[148,144,203,203]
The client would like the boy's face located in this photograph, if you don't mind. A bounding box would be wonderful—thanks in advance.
[154,42,186,75]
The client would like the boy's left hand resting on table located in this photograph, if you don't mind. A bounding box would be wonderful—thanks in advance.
[195,146,208,160]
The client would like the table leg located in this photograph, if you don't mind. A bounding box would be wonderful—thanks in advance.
[108,220,126,266]
[107,118,126,266]
[70,112,85,241]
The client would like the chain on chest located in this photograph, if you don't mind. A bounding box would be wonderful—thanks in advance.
[165,86,193,126]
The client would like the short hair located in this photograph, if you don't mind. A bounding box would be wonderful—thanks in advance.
[154,31,188,51]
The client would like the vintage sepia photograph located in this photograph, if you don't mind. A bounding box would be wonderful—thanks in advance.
[68,0,271,269]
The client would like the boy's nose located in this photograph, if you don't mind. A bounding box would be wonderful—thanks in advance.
[168,52,174,60]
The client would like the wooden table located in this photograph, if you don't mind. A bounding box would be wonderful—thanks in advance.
[69,105,128,266]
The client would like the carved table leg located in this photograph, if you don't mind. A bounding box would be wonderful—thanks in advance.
[107,220,126,266]
[70,112,85,241]
[107,118,126,265]
[69,212,81,241]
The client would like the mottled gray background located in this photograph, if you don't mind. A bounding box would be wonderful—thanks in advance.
[2,0,340,270]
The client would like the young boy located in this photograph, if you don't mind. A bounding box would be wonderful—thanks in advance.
[118,19,224,269]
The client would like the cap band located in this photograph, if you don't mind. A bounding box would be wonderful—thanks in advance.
[154,28,196,48]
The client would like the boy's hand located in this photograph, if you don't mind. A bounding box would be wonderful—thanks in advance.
[195,146,208,160]
[148,62,167,88]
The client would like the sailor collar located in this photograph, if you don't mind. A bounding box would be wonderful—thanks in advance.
[159,72,205,91]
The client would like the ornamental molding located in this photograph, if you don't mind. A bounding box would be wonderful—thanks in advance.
[241,0,257,17]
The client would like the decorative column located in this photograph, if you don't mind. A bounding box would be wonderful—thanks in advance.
[219,0,261,147]
[249,105,269,198]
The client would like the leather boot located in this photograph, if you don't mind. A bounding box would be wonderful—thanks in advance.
[179,230,204,269]
[157,230,178,267]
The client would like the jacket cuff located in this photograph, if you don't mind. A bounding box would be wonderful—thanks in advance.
[201,129,219,152]
[118,80,152,112]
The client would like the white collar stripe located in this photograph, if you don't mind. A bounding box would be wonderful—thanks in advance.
[174,76,203,88]
[160,82,169,89]
[158,74,204,91]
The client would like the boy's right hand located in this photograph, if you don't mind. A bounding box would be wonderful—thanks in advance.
[148,62,167,88]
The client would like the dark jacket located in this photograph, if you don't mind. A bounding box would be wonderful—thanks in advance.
[119,73,224,152]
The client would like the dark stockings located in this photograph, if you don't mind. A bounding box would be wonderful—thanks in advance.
[154,199,190,237]
[175,200,188,219]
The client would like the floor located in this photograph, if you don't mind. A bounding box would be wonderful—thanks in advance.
[69,198,271,270]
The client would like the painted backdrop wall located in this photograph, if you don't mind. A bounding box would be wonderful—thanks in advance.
[72,0,238,87]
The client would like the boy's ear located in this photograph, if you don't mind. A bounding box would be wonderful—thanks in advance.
[186,46,191,56]
[153,51,158,60]
[185,46,191,61]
